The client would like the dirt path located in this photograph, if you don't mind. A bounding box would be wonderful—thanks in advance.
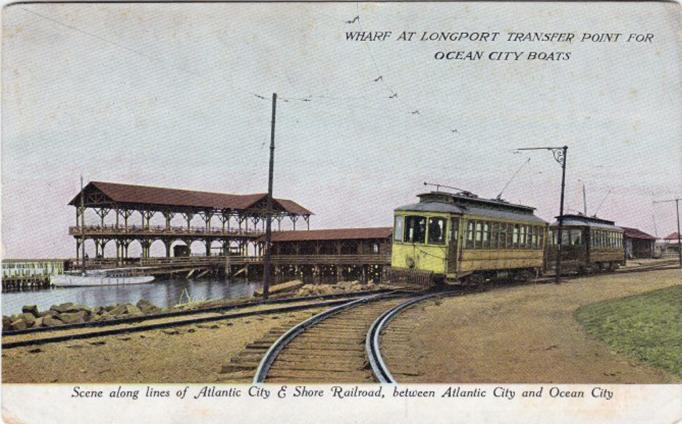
[383,269,681,383]
[2,308,323,383]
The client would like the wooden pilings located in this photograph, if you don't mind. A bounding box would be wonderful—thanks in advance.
[2,275,52,292]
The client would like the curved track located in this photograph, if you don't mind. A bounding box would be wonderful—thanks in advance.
[252,291,452,383]
[366,293,441,383]
[253,293,410,383]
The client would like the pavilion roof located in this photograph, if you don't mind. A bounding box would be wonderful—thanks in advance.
[68,181,312,215]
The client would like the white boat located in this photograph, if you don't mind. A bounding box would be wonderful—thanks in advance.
[51,271,155,287]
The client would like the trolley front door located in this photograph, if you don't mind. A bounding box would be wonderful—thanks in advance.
[448,218,460,274]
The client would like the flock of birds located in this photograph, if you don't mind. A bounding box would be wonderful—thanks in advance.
[251,13,461,136]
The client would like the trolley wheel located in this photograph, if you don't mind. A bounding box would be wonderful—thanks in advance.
[515,270,534,282]
[462,273,486,287]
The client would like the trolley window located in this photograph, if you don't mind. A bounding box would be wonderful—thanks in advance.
[466,221,475,248]
[499,224,508,248]
[394,216,404,242]
[405,216,426,244]
[570,229,582,245]
[490,223,499,249]
[428,217,446,245]
[482,222,490,248]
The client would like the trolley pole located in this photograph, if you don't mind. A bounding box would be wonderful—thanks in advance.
[555,146,568,284]
[262,93,277,300]
[653,197,682,268]
[677,199,681,268]
[515,145,568,283]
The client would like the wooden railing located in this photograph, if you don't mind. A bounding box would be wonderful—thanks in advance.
[72,254,391,270]
[69,225,263,237]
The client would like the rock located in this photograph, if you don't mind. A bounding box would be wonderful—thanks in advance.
[109,304,128,316]
[136,299,160,315]
[52,303,91,314]
[125,304,144,316]
[3,316,12,330]
[10,319,27,331]
[91,312,113,322]
[38,310,58,318]
[93,306,104,315]
[31,317,44,328]
[58,311,87,324]
[50,302,75,313]
[104,305,116,312]
[42,316,64,327]
[20,313,36,327]
[22,305,39,316]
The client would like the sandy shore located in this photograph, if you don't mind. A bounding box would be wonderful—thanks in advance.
[2,308,323,383]
[382,268,681,383]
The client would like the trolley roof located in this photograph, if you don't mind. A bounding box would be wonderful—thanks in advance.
[550,214,623,231]
[395,191,547,224]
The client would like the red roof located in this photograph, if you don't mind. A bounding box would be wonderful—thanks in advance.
[663,232,681,241]
[621,227,657,240]
[269,227,392,242]
[68,181,312,215]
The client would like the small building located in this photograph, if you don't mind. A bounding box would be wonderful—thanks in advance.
[264,227,393,283]
[621,227,657,259]
[663,232,681,256]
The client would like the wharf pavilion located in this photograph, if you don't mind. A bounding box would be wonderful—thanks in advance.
[68,181,312,262]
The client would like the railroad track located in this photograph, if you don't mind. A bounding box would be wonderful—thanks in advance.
[1,291,396,349]
[247,291,449,383]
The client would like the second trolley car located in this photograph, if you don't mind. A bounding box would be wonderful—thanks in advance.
[547,214,625,274]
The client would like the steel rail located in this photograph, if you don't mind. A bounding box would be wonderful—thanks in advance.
[2,295,395,350]
[366,293,442,383]
[252,292,394,383]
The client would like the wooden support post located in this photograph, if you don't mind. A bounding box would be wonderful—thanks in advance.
[164,211,174,230]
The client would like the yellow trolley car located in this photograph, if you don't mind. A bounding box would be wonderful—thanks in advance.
[391,190,548,284]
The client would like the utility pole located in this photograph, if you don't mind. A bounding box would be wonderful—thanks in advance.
[262,93,277,299]
[653,197,682,268]
[80,176,86,275]
[515,145,568,283]
[582,183,587,215]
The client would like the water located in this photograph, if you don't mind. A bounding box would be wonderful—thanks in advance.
[1,278,261,316]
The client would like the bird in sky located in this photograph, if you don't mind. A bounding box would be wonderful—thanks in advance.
[254,94,266,100]
[388,93,398,99]
[373,76,383,82]
[411,110,420,115]
[345,16,359,24]
[450,129,458,133]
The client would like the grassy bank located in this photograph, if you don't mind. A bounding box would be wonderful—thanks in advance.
[575,285,682,379]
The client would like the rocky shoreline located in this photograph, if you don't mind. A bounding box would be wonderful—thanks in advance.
[2,280,387,332]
